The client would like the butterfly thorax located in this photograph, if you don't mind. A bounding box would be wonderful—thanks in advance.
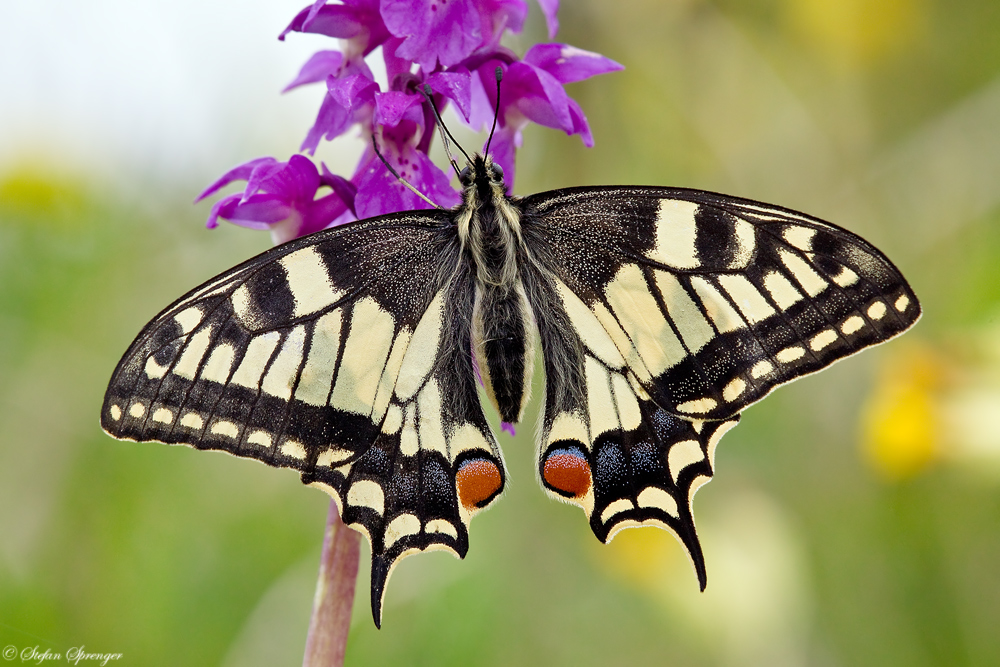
[458,154,535,424]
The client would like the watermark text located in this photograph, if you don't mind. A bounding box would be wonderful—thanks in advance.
[3,645,122,666]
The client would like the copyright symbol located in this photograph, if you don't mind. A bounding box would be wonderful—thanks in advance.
[2,645,15,660]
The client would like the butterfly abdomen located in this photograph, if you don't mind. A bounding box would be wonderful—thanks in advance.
[472,282,535,423]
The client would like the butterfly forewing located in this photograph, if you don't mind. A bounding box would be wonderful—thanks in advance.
[521,186,921,421]
[102,210,506,627]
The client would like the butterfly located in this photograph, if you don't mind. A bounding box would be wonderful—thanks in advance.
[102,152,920,627]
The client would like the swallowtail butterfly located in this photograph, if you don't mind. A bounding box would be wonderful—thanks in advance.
[102,153,920,626]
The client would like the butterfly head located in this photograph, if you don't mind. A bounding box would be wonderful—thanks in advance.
[459,153,507,203]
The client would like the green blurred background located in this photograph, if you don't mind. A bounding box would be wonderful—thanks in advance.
[3,0,1000,664]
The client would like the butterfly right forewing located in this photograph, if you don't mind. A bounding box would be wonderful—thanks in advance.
[520,185,921,422]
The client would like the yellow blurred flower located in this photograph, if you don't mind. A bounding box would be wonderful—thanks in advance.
[860,342,945,480]
[783,0,925,70]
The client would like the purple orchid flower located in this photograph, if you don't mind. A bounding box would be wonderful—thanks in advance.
[201,0,621,303]
[192,1,621,657]
[464,43,622,182]
[195,154,355,244]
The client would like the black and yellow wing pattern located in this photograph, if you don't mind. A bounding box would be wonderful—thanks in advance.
[519,186,919,586]
[102,211,507,625]
[103,159,920,626]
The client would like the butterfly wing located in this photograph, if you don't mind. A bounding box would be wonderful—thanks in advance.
[519,185,918,582]
[102,211,505,626]
[521,185,921,421]
[524,263,738,585]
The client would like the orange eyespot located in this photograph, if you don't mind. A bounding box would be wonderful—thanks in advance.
[456,458,503,509]
[543,449,592,498]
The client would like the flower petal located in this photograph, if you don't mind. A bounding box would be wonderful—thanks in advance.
[279,3,363,41]
[504,61,573,131]
[476,0,528,46]
[425,69,472,121]
[374,91,425,128]
[381,0,483,70]
[302,191,350,237]
[263,155,321,204]
[204,193,242,229]
[284,50,344,92]
[321,163,358,216]
[524,43,623,83]
[301,93,353,154]
[328,71,379,110]
[242,161,287,203]
[196,157,278,202]
[536,0,559,39]
[223,194,294,228]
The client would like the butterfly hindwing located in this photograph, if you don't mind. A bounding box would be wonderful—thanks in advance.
[521,186,921,421]
[527,267,739,582]
[101,211,506,626]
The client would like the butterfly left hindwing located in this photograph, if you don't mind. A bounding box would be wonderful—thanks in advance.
[102,209,506,626]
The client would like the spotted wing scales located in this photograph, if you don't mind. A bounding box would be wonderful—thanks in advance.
[101,212,505,627]
[527,265,739,583]
[521,186,921,421]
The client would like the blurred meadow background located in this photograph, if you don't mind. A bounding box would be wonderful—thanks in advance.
[3,0,1000,664]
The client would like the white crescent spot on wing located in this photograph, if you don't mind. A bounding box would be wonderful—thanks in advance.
[637,487,679,517]
[384,513,421,549]
[667,439,704,483]
[347,480,385,515]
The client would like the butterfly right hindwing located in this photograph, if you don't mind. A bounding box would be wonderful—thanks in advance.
[525,263,739,584]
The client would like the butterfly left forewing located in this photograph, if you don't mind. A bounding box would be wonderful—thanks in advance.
[520,186,921,421]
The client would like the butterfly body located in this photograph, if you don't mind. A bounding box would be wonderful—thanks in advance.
[461,155,536,424]
[103,153,920,626]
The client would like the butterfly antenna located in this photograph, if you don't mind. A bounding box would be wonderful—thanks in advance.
[371,134,443,209]
[483,67,502,157]
[420,84,470,178]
